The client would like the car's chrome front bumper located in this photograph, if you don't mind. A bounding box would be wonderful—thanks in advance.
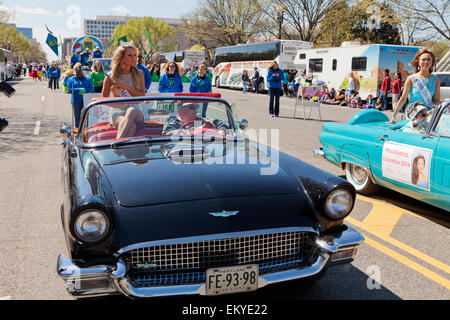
[57,225,364,299]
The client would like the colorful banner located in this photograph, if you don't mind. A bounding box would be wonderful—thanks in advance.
[382,141,432,191]
[144,29,154,50]
[104,36,115,52]
[46,33,59,57]
[71,36,104,56]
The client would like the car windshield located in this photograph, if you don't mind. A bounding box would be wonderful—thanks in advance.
[80,98,240,145]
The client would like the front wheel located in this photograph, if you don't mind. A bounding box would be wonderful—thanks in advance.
[345,163,380,195]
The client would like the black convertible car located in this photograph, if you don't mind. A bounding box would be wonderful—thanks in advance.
[57,93,364,298]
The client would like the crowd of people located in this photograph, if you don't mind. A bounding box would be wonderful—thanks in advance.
[11,62,62,90]
[291,70,404,112]
[65,44,215,131]
[9,44,441,134]
[236,48,441,121]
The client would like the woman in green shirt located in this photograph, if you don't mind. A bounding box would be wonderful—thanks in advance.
[149,63,161,83]
[90,60,105,93]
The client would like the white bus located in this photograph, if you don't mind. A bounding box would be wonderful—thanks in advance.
[294,42,424,99]
[0,48,14,81]
[212,40,313,92]
[160,50,206,70]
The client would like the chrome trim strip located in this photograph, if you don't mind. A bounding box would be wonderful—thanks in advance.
[114,227,317,257]
[111,254,330,298]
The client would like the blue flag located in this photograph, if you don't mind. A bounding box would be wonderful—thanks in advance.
[46,33,59,57]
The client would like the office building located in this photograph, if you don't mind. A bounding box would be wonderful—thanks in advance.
[17,27,33,40]
[6,24,33,40]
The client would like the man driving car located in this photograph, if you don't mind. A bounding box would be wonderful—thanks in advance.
[162,103,228,136]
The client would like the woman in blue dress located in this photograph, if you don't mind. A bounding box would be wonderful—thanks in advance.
[391,48,441,122]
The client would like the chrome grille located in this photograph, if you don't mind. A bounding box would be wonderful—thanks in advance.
[122,231,318,287]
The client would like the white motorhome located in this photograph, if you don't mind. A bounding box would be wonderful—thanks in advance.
[0,48,14,81]
[212,40,313,92]
[294,42,424,99]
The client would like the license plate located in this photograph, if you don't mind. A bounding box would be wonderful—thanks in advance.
[206,265,259,296]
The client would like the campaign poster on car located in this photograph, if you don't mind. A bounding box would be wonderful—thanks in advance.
[382,141,433,191]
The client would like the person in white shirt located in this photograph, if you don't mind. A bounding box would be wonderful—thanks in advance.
[346,72,357,102]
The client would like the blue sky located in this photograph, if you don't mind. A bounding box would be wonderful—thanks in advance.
[2,0,198,59]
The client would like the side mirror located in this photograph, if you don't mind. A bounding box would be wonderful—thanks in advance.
[60,124,72,139]
[239,119,249,130]
[0,81,15,97]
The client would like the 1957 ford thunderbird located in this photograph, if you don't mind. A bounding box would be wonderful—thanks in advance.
[315,102,450,212]
[57,93,364,298]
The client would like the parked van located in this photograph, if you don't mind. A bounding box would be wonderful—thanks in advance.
[0,48,14,81]
[294,43,424,100]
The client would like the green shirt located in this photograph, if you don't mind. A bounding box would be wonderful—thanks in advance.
[182,74,191,83]
[90,71,105,88]
[151,72,160,83]
[193,70,212,83]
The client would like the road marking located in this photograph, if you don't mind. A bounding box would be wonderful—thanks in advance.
[41,96,45,102]
[0,296,11,300]
[361,235,450,290]
[358,197,404,235]
[354,196,450,274]
[348,215,450,275]
[33,121,41,135]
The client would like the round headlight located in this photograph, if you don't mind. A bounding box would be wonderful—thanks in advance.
[74,209,110,243]
[324,189,354,220]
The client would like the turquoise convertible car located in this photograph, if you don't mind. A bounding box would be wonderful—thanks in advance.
[315,102,450,212]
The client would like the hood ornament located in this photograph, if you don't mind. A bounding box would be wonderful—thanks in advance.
[209,211,239,218]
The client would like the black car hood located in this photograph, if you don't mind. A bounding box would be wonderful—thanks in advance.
[92,142,299,207]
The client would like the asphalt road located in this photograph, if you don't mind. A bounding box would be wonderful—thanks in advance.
[0,78,448,300]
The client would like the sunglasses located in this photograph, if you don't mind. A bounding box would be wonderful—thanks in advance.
[169,65,176,68]
[179,105,198,110]
[417,112,427,118]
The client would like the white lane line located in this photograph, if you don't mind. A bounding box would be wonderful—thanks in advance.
[33,121,41,136]
[41,96,45,102]
[0,296,11,300]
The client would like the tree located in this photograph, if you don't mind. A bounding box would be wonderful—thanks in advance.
[19,39,46,63]
[108,17,177,65]
[351,1,401,45]
[0,1,9,23]
[0,24,30,53]
[388,0,449,41]
[317,0,401,47]
[415,40,450,61]
[316,0,355,46]
[254,0,338,42]
[182,0,267,46]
